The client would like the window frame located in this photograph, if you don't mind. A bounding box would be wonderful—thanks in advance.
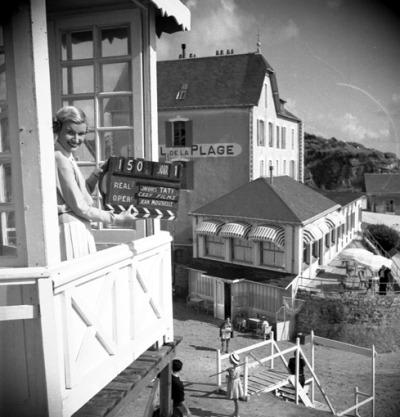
[0,25,27,265]
[51,10,144,165]
[268,122,273,147]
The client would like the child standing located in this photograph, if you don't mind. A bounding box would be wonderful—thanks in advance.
[219,317,233,353]
[226,353,244,417]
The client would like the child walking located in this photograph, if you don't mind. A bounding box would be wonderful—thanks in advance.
[226,352,244,417]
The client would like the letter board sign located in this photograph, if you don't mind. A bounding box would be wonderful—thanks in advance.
[101,157,182,220]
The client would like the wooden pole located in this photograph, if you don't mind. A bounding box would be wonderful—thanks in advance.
[295,338,300,405]
[249,352,264,367]
[354,387,359,417]
[159,361,171,417]
[372,345,376,417]
[38,277,63,416]
[243,356,249,398]
[311,330,315,404]
[271,331,274,369]
[217,349,222,391]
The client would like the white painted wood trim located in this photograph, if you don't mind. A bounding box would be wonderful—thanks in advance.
[0,305,39,321]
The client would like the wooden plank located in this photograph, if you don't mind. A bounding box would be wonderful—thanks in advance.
[314,335,372,358]
[74,337,182,417]
[38,278,64,416]
[0,305,39,321]
[143,378,160,417]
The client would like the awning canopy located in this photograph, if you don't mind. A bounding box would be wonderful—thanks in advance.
[303,223,324,244]
[195,220,224,236]
[248,225,285,248]
[325,212,345,229]
[152,0,191,36]
[219,221,252,240]
[315,220,330,235]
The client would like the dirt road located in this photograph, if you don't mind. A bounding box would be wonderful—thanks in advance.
[124,299,400,417]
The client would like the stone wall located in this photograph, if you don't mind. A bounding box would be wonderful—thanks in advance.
[296,290,400,352]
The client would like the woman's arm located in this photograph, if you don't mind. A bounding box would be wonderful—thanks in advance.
[56,154,114,224]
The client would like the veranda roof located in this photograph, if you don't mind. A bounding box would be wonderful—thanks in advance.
[195,220,224,236]
[219,221,252,240]
[303,223,324,244]
[248,225,285,248]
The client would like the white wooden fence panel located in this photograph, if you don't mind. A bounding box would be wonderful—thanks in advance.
[34,231,174,417]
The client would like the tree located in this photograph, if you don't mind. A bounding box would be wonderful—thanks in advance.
[365,224,400,253]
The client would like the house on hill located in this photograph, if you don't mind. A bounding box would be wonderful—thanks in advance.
[184,176,364,333]
[157,51,304,257]
[364,173,400,214]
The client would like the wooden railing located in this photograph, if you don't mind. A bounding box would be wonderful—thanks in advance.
[0,231,174,417]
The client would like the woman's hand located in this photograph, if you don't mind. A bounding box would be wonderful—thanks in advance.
[114,209,137,227]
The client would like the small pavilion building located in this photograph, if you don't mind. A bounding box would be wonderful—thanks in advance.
[186,175,364,337]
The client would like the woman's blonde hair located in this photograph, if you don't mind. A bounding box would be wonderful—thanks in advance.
[53,106,87,133]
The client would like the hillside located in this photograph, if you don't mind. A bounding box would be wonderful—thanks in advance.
[304,133,400,190]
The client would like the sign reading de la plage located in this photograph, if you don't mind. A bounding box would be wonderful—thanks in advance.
[101,157,182,220]
[160,143,242,158]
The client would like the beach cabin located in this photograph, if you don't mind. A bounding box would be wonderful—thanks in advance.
[0,1,190,416]
[186,176,364,339]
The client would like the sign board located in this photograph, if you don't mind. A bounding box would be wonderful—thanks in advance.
[101,157,182,220]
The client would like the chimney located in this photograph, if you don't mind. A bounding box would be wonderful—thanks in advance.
[226,49,230,55]
[269,166,274,184]
[181,43,186,58]
[220,49,223,55]
[216,50,219,55]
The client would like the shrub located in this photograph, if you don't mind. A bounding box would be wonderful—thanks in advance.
[365,223,400,253]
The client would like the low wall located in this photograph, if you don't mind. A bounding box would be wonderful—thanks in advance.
[296,290,400,352]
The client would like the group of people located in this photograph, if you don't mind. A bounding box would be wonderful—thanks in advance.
[378,265,394,295]
[165,315,309,417]
[168,353,243,417]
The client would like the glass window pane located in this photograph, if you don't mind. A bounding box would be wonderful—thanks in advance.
[62,31,93,61]
[0,109,10,152]
[0,163,12,203]
[62,66,94,94]
[63,99,95,128]
[102,62,130,92]
[101,27,128,57]
[0,211,17,256]
[100,97,132,127]
[100,130,133,160]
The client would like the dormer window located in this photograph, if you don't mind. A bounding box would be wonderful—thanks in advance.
[176,83,188,99]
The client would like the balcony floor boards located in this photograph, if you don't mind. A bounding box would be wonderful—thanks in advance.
[73,337,182,417]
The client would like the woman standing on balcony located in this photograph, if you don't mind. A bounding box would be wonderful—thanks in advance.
[54,106,134,260]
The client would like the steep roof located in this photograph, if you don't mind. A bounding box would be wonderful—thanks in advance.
[190,176,340,225]
[364,173,400,194]
[157,52,300,121]
[320,190,366,206]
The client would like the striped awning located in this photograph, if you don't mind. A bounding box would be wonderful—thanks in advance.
[325,212,345,229]
[315,220,330,235]
[195,220,224,236]
[219,221,252,240]
[248,225,285,247]
[303,223,324,244]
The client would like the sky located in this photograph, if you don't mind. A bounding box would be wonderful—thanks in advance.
[157,0,400,156]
